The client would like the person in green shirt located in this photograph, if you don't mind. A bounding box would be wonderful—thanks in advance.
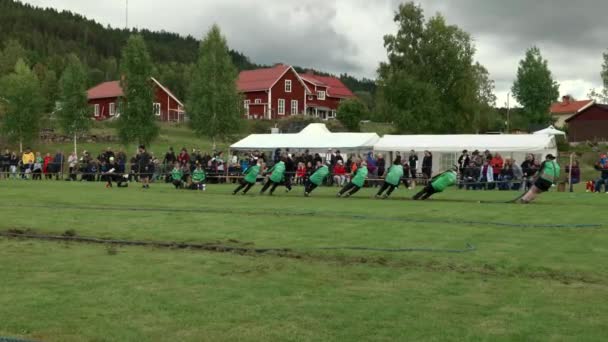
[170,162,184,189]
[413,166,458,200]
[376,155,404,199]
[520,154,560,203]
[337,160,368,198]
[233,160,261,195]
[304,161,330,197]
[260,157,291,195]
[191,162,207,191]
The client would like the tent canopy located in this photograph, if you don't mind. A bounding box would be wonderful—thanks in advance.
[231,123,380,151]
[533,125,566,136]
[374,134,556,153]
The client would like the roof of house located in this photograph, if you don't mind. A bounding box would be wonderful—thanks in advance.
[87,81,123,100]
[237,64,292,92]
[566,103,608,122]
[300,73,354,98]
[87,78,183,106]
[550,98,594,115]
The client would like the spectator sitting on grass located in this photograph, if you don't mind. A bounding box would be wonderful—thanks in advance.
[170,162,184,189]
[191,162,206,191]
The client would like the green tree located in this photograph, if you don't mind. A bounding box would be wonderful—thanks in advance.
[378,2,487,133]
[472,63,501,132]
[588,50,608,103]
[187,25,243,146]
[511,47,560,125]
[57,54,90,155]
[117,35,158,146]
[337,98,367,131]
[0,59,45,152]
[0,39,28,76]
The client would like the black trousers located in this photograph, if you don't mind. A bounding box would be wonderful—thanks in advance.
[338,182,361,196]
[304,181,318,194]
[261,179,291,194]
[233,179,255,194]
[413,184,438,200]
[172,179,183,189]
[376,182,397,197]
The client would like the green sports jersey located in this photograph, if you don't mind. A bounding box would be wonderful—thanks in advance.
[192,168,206,182]
[431,171,457,192]
[385,164,404,186]
[309,165,329,185]
[171,168,183,181]
[351,166,368,187]
[244,165,260,184]
[268,161,286,183]
[539,160,560,184]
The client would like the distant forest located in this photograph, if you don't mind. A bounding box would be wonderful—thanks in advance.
[0,0,376,107]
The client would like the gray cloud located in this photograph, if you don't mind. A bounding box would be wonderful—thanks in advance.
[22,0,608,104]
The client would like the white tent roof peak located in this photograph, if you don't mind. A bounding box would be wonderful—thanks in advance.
[533,125,566,136]
[299,123,331,135]
[231,123,380,151]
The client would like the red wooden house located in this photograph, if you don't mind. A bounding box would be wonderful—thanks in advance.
[87,77,185,122]
[236,64,354,120]
[565,103,608,142]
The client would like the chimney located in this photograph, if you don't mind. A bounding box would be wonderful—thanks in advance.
[562,95,571,104]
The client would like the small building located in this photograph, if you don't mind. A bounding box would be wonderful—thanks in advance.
[565,103,608,142]
[550,95,594,128]
[236,64,354,120]
[87,77,184,122]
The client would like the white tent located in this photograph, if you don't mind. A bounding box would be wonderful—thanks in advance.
[374,134,557,174]
[533,125,566,136]
[230,123,380,152]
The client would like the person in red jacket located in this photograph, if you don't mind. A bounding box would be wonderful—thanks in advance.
[333,160,347,186]
[43,152,54,180]
[490,153,504,190]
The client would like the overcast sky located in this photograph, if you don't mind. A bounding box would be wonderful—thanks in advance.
[23,0,608,106]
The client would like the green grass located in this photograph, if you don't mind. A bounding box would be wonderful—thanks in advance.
[1,181,608,341]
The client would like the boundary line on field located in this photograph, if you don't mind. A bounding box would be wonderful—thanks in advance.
[1,204,601,229]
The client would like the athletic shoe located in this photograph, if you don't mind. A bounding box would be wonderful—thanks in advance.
[232,192,237,195]
[382,194,388,199]
[304,192,310,197]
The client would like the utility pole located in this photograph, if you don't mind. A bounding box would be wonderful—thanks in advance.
[125,0,129,30]
[506,92,511,133]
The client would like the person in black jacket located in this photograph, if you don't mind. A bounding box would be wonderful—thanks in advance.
[422,151,433,179]
[136,145,152,189]
[521,154,536,190]
[408,150,418,181]
[284,153,295,192]
[0,149,9,179]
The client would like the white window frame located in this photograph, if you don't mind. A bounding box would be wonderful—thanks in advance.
[317,91,326,100]
[153,103,161,116]
[291,100,298,115]
[285,80,292,93]
[109,103,116,116]
[93,104,100,117]
[255,99,261,104]
[278,99,285,115]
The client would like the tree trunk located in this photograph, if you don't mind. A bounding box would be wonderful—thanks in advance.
[74,133,78,157]
[19,139,22,154]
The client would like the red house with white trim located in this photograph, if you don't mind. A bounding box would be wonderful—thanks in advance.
[236,64,354,120]
[87,77,185,122]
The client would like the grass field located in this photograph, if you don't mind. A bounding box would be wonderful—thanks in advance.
[1,180,608,341]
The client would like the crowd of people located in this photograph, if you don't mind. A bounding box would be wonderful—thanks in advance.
[2,144,607,195]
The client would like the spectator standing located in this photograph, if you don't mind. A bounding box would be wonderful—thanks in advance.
[458,150,470,175]
[491,153,504,187]
[512,159,524,190]
[21,147,35,178]
[68,152,78,181]
[479,159,494,190]
[408,150,418,181]
[422,151,433,180]
[521,154,536,190]
[178,148,190,166]
[43,153,53,179]
[463,161,480,190]
[136,145,152,189]
[53,150,64,180]
[377,153,386,179]
[593,155,608,193]
[9,152,19,179]
[32,152,43,180]
[1,149,9,178]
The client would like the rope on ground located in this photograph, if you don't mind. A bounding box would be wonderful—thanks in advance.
[2,204,599,229]
[0,230,476,255]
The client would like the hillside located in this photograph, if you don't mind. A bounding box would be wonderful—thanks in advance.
[0,0,375,103]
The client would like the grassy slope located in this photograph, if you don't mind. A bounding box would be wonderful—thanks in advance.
[1,181,608,341]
